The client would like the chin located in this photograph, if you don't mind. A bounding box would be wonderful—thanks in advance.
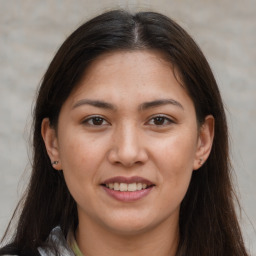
[101,214,158,236]
[108,224,152,236]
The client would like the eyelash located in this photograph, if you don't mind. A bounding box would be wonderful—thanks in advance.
[146,115,174,126]
[82,115,109,126]
[82,115,174,127]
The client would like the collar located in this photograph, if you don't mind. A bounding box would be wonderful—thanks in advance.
[38,226,76,256]
[67,229,84,256]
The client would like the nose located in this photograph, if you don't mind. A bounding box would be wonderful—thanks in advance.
[107,123,148,167]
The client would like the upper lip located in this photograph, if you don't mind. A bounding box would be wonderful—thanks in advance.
[101,176,154,186]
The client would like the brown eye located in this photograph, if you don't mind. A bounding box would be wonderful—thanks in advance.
[153,117,166,125]
[91,117,104,125]
[83,116,109,126]
[147,115,174,126]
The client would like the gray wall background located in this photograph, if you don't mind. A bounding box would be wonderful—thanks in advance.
[0,0,255,254]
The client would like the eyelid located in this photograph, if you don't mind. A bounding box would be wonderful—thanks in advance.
[145,114,175,126]
[82,115,110,126]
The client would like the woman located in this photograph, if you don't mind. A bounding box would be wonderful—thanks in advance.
[0,10,249,256]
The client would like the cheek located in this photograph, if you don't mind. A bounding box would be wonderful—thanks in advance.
[59,130,105,170]
[153,132,197,197]
[58,136,102,210]
[156,132,197,171]
[61,140,89,171]
[57,133,104,194]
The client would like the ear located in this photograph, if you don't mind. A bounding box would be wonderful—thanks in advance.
[193,115,215,170]
[41,118,62,170]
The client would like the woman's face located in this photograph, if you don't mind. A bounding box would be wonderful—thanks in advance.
[43,50,213,236]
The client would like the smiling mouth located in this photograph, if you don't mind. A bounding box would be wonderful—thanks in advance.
[101,176,155,192]
[101,176,155,201]
[102,182,154,192]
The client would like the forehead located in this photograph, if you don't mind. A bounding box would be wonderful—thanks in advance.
[65,50,193,111]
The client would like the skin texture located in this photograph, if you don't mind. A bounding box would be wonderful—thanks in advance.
[42,50,214,256]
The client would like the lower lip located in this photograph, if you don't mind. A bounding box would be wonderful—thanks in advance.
[102,186,154,202]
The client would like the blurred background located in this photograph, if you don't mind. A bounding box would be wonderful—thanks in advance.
[0,0,255,254]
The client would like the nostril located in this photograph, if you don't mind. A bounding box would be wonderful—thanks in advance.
[107,146,149,167]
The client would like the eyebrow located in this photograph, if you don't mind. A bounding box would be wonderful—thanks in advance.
[72,98,184,111]
[72,99,116,110]
[139,99,184,111]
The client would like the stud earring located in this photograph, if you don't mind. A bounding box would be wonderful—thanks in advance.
[52,160,59,165]
[199,158,203,165]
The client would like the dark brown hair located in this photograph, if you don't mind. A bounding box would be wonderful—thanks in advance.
[0,10,249,256]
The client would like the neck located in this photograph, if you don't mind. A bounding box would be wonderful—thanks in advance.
[76,217,179,256]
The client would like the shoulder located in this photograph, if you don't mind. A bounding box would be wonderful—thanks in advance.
[0,245,40,256]
[0,247,40,256]
[0,227,74,256]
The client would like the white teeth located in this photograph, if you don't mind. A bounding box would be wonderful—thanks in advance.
[128,183,136,192]
[114,183,119,190]
[120,183,127,191]
[106,182,149,191]
[137,183,142,190]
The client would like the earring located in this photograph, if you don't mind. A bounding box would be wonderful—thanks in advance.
[199,158,203,165]
[52,160,59,165]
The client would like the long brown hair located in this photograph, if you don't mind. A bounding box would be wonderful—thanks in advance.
[0,10,249,256]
